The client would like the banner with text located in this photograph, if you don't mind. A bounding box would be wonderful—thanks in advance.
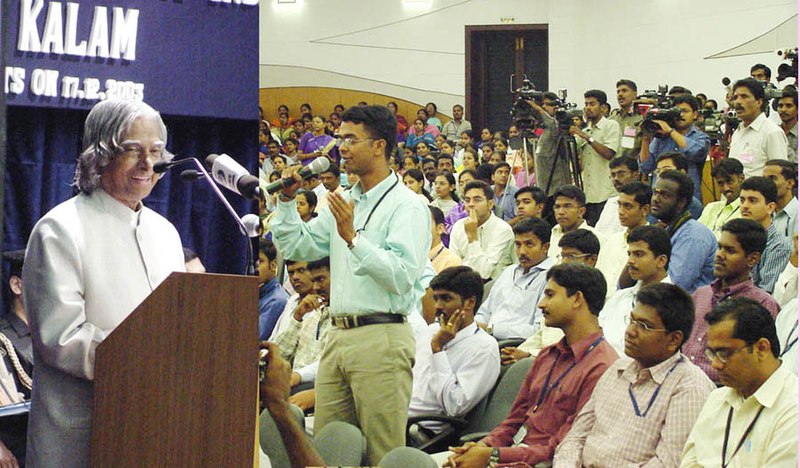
[4,0,258,120]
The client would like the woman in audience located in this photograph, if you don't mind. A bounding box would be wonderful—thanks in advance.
[479,142,494,163]
[493,137,509,155]
[458,147,479,173]
[403,169,432,202]
[300,103,312,115]
[444,169,477,239]
[402,155,419,174]
[434,134,447,151]
[425,102,443,130]
[410,109,440,137]
[430,171,460,215]
[295,189,318,222]
[297,115,336,165]
[405,119,436,150]
[479,127,493,145]
[440,140,456,157]
[272,154,287,173]
[282,138,299,163]
[387,101,409,138]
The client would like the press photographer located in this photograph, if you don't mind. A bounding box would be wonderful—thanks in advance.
[640,94,710,201]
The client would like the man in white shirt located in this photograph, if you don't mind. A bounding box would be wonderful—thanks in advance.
[570,89,621,225]
[599,225,672,354]
[594,156,640,237]
[548,185,606,260]
[450,180,515,280]
[681,298,798,467]
[441,104,472,143]
[409,266,500,435]
[728,78,788,177]
[698,158,744,239]
[763,160,797,239]
[269,260,314,340]
[777,87,797,162]
[475,217,553,340]
[314,164,343,212]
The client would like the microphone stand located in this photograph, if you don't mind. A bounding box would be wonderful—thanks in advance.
[160,158,257,276]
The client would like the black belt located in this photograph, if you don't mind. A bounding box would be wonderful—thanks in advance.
[330,313,405,329]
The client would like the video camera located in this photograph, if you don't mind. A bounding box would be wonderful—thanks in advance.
[699,108,740,141]
[552,89,582,131]
[777,48,798,83]
[510,78,544,132]
[635,85,682,134]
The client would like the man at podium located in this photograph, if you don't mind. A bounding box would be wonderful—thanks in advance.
[22,100,185,467]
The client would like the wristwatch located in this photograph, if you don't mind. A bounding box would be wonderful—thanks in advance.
[347,233,359,250]
[486,323,494,336]
[587,136,596,144]
[488,447,500,466]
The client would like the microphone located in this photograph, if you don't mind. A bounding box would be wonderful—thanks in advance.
[241,214,262,238]
[154,158,197,174]
[205,153,261,200]
[264,157,331,194]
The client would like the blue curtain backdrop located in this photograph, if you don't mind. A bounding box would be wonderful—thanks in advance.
[3,106,258,285]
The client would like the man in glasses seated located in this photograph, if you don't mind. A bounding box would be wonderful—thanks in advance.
[683,218,780,383]
[555,283,715,467]
[681,298,798,467]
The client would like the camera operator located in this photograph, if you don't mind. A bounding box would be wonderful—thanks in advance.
[640,94,710,201]
[777,87,798,162]
[570,90,621,226]
[609,79,643,160]
[729,78,788,178]
[524,93,572,210]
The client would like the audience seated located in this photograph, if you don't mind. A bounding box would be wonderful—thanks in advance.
[274,258,332,397]
[491,162,516,222]
[428,206,462,273]
[258,239,290,340]
[270,260,313,340]
[740,176,792,294]
[698,158,744,238]
[508,186,546,229]
[599,226,673,354]
[649,170,715,294]
[594,156,641,237]
[681,298,798,467]
[449,181,515,281]
[408,267,500,435]
[436,264,618,468]
[548,185,606,260]
[773,233,797,308]
[475,218,553,340]
[555,283,715,467]
[683,219,780,382]
[764,159,798,239]
[651,152,704,220]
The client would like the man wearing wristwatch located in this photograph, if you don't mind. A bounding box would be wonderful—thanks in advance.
[271,105,431,465]
[570,90,621,226]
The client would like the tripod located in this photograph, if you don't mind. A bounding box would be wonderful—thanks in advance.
[543,128,583,195]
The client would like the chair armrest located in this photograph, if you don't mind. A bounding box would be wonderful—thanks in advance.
[406,414,469,430]
[458,431,490,444]
[497,338,525,349]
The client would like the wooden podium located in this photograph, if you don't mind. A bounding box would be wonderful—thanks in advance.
[89,272,259,467]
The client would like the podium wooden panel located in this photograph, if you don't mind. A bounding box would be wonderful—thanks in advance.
[90,272,259,467]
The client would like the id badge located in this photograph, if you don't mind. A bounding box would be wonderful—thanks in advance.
[621,126,637,149]
[512,425,528,446]
[740,152,756,163]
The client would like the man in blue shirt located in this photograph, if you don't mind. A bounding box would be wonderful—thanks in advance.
[258,238,289,340]
[649,170,716,294]
[271,105,431,464]
[640,94,710,201]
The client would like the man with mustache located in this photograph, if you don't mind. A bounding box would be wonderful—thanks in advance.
[764,159,798,239]
[555,283,714,467]
[594,156,641,237]
[599,226,673,354]
[408,266,500,438]
[698,159,745,239]
[777,87,797,162]
[683,218,780,382]
[475,217,553,340]
[609,79,644,161]
[681,298,798,467]
[640,94,710,202]
[728,78,788,178]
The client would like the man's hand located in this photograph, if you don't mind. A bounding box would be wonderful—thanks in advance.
[443,443,492,468]
[290,372,301,387]
[431,309,465,353]
[500,347,531,366]
[652,119,673,134]
[0,440,19,468]
[327,192,357,246]
[293,294,322,321]
[288,389,316,411]
[464,209,479,242]
[279,165,304,200]
[508,214,526,227]
[259,342,292,414]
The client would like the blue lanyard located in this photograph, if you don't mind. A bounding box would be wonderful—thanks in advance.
[628,356,683,417]
[532,335,604,413]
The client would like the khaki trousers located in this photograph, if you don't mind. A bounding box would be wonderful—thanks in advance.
[314,321,415,465]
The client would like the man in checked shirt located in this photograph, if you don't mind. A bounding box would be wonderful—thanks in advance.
[554,283,715,467]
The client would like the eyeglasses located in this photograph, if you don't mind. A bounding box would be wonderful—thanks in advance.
[557,253,592,262]
[624,316,668,333]
[336,137,375,147]
[704,344,752,363]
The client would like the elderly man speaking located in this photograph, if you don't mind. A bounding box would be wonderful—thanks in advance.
[22,100,185,467]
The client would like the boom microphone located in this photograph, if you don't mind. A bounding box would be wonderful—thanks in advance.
[205,153,261,200]
[264,157,331,194]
